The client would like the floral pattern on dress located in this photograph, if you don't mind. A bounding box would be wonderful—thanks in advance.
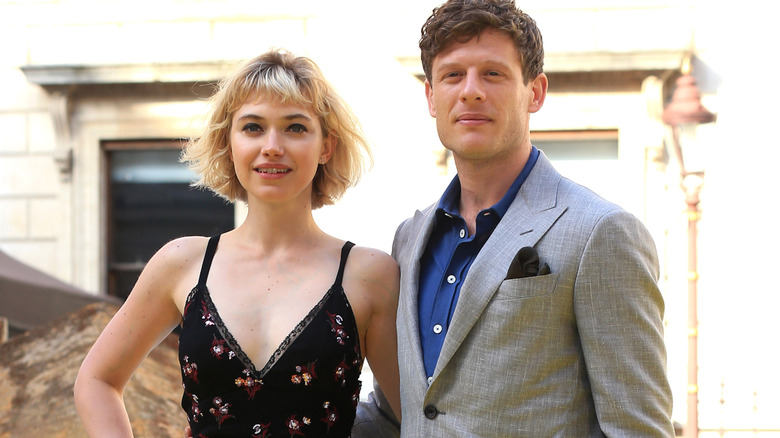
[235,368,263,399]
[334,357,350,387]
[291,361,317,386]
[210,335,233,359]
[179,238,363,437]
[184,389,203,423]
[209,396,234,426]
[182,355,199,383]
[352,344,362,369]
[321,401,339,432]
[326,311,348,345]
[351,385,361,408]
[252,422,271,437]
[201,301,216,326]
[287,414,311,437]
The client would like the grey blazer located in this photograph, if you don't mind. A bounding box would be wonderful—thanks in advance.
[354,152,674,437]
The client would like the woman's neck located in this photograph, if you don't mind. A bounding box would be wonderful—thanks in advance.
[232,199,326,251]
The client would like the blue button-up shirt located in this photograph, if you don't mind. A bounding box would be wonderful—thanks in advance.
[417,146,540,379]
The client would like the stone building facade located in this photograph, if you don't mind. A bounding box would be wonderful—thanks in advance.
[2,0,778,435]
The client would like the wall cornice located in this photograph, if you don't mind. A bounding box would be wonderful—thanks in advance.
[20,61,238,87]
[398,49,687,81]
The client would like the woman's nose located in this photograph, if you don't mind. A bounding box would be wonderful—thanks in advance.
[261,129,284,157]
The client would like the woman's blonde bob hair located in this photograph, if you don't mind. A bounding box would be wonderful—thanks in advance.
[182,49,371,209]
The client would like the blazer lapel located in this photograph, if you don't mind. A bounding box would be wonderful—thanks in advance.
[396,206,437,386]
[433,153,568,376]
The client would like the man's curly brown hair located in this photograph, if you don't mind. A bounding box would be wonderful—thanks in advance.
[419,0,544,85]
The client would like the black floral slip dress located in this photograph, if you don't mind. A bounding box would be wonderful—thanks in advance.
[178,235,362,437]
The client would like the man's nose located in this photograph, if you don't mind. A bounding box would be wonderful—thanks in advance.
[460,71,485,102]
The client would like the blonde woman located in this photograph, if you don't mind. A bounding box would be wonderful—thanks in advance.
[75,50,400,437]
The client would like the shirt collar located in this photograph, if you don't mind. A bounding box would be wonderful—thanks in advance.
[436,146,540,221]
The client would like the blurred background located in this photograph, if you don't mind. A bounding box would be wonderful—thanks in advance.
[1,0,778,436]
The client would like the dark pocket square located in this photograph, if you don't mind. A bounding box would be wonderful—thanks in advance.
[505,246,551,279]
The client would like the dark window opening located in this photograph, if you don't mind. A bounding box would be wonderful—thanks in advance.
[105,141,234,300]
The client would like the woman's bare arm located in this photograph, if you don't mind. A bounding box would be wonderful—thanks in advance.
[74,237,205,437]
[355,248,402,420]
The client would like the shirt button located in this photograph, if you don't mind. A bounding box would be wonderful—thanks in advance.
[432,324,443,334]
[459,228,466,238]
[446,275,456,284]
[424,404,439,419]
[427,376,433,385]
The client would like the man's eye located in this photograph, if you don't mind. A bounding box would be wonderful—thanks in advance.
[289,124,307,133]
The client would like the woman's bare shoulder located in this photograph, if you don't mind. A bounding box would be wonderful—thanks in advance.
[345,245,399,297]
[348,245,397,275]
[155,235,211,261]
[141,236,212,286]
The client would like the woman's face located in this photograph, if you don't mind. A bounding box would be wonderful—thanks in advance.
[229,93,333,208]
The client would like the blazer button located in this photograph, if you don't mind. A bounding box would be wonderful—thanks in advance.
[424,404,439,419]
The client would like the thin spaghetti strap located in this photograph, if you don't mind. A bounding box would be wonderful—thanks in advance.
[333,241,355,288]
[197,235,221,288]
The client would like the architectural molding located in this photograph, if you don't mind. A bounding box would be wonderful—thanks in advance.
[543,50,687,73]
[21,61,238,86]
[642,74,670,168]
[398,49,687,81]
[21,62,235,182]
[22,51,687,87]
[48,90,74,181]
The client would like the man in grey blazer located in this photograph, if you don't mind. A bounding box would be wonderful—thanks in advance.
[354,0,674,436]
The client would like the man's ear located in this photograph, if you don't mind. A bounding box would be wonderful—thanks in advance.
[425,79,437,118]
[528,73,548,113]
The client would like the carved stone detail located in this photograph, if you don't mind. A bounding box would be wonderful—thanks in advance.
[48,89,75,181]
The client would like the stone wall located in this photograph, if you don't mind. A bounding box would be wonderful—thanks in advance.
[0,303,183,437]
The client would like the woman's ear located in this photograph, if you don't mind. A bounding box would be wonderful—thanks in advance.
[320,134,336,164]
[225,138,234,162]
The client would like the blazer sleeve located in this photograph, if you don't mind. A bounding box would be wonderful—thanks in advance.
[574,209,675,437]
[352,378,400,438]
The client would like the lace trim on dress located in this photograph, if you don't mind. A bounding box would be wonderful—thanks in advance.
[184,286,199,306]
[201,284,339,378]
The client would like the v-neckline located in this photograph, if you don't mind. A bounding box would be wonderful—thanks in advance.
[201,284,338,378]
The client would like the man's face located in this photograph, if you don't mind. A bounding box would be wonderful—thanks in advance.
[425,28,546,167]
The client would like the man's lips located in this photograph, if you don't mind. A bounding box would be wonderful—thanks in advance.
[456,113,491,124]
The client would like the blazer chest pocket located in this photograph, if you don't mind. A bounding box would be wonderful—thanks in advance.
[495,274,559,300]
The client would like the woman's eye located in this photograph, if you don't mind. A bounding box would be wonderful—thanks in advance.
[242,123,262,133]
[289,124,307,134]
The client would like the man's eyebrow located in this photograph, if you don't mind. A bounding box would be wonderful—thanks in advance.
[433,61,462,72]
[435,59,513,72]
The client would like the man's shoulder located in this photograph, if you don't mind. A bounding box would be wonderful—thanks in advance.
[391,201,437,260]
[535,175,651,239]
[397,202,436,233]
[557,176,621,213]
